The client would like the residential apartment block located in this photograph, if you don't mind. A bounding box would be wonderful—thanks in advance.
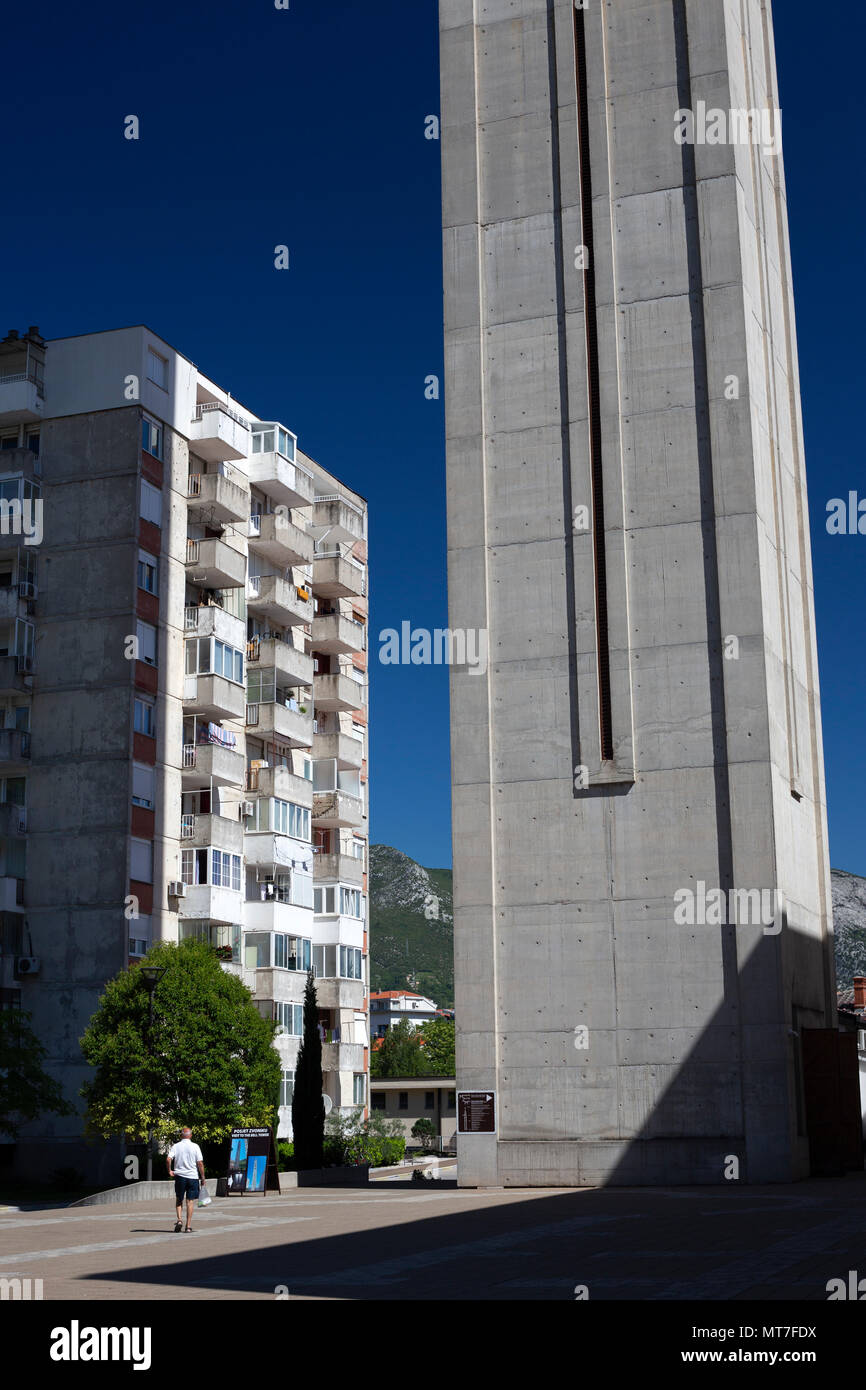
[0,324,369,1181]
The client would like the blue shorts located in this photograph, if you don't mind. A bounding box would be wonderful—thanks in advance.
[174,1176,200,1203]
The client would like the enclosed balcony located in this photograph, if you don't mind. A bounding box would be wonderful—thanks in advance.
[0,655,31,694]
[312,552,366,599]
[312,730,363,770]
[179,884,241,925]
[313,496,365,545]
[245,699,312,748]
[188,472,250,525]
[246,763,313,807]
[312,789,364,830]
[182,739,245,790]
[248,512,313,567]
[313,671,366,713]
[246,636,313,689]
[183,673,245,722]
[186,537,246,590]
[247,574,313,627]
[188,402,251,461]
[180,812,243,853]
[311,611,366,654]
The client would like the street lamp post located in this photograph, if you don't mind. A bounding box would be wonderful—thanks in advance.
[138,966,166,1183]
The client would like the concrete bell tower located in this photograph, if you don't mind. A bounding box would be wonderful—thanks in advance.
[439,0,836,1185]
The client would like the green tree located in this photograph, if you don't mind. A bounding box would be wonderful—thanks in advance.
[411,1116,437,1151]
[80,939,281,1143]
[417,1017,455,1074]
[0,1006,74,1137]
[291,970,324,1170]
[371,1017,430,1078]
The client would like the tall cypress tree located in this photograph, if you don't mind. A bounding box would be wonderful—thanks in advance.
[291,970,324,1170]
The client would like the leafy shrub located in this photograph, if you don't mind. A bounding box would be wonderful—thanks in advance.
[276,1141,294,1171]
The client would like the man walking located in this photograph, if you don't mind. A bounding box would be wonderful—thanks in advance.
[166,1126,205,1232]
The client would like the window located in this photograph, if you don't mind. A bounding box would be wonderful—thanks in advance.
[338,945,363,980]
[0,432,18,451]
[132,763,154,809]
[275,1002,303,1035]
[137,551,158,594]
[130,838,153,883]
[136,619,157,666]
[280,1070,295,1107]
[181,848,208,885]
[314,885,336,915]
[133,697,155,737]
[140,479,162,525]
[147,348,168,390]
[398,1092,408,1111]
[353,1074,366,1107]
[371,1092,386,1111]
[129,936,148,957]
[425,1091,435,1110]
[141,416,163,460]
[25,432,39,457]
[186,638,243,684]
[211,850,241,891]
[213,640,243,684]
[268,798,310,841]
[447,1091,456,1109]
[340,887,362,918]
[252,429,274,454]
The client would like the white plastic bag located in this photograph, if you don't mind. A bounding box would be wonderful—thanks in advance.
[197,1185,212,1207]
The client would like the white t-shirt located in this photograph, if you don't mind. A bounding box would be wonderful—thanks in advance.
[169,1139,203,1179]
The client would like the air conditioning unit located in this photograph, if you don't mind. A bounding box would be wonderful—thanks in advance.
[15,656,32,674]
[240,801,254,819]
[167,880,186,898]
[15,956,40,977]
[18,580,36,600]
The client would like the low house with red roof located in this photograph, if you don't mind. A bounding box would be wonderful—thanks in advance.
[370,989,439,1039]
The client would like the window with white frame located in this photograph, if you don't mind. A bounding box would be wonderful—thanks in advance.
[137,550,158,594]
[339,946,363,980]
[132,762,154,810]
[314,885,336,915]
[340,887,362,918]
[141,416,163,460]
[280,1069,295,1107]
[140,479,162,524]
[147,348,168,390]
[129,914,151,958]
[211,850,241,891]
[275,1002,303,1035]
[136,619,157,666]
[353,1074,366,1106]
[130,838,153,883]
[134,696,155,737]
[185,637,243,685]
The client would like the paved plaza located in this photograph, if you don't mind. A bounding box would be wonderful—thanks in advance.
[1,1175,865,1300]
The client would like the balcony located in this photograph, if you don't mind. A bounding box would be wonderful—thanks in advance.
[246,764,313,806]
[245,700,312,748]
[0,729,30,767]
[312,789,365,830]
[311,612,366,654]
[0,656,31,694]
[248,452,314,509]
[248,512,314,567]
[184,602,246,650]
[313,731,363,770]
[314,850,364,886]
[312,552,366,599]
[188,402,251,461]
[313,977,365,1011]
[0,374,43,425]
[179,883,241,924]
[183,673,245,722]
[185,537,246,590]
[182,741,245,789]
[244,899,315,936]
[247,575,313,627]
[314,672,366,713]
[188,472,250,524]
[180,812,243,853]
[313,496,365,545]
[0,803,26,836]
[246,636,313,689]
[321,1041,365,1074]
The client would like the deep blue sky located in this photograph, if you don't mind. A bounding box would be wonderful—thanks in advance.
[1,2,862,873]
